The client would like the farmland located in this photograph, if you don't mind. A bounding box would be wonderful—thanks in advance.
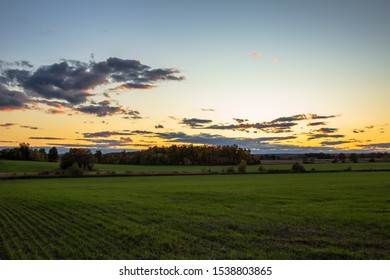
[0,172,389,259]
[1,159,390,176]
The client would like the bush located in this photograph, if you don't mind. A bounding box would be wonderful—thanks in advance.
[258,166,265,172]
[67,164,84,176]
[226,166,235,173]
[292,162,305,172]
[237,160,247,173]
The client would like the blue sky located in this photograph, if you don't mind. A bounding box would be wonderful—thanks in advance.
[1,0,389,153]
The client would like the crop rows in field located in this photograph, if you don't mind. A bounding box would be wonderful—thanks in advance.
[0,173,389,259]
[0,198,144,259]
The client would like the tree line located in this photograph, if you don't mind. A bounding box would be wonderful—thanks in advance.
[96,145,259,166]
[1,144,389,172]
[0,143,58,162]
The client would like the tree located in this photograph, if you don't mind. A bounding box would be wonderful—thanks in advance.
[60,148,96,171]
[292,162,305,172]
[19,142,31,160]
[48,147,59,162]
[94,150,103,164]
[338,153,346,163]
[38,148,47,161]
[349,153,358,163]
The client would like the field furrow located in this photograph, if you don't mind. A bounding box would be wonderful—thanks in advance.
[0,172,389,259]
[0,202,53,259]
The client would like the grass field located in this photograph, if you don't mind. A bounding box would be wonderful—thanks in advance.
[0,172,389,259]
[1,159,390,175]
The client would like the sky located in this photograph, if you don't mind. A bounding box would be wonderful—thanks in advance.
[1,0,389,153]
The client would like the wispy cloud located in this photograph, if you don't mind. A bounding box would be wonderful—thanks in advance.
[204,121,297,133]
[111,83,155,91]
[357,142,390,149]
[180,118,213,128]
[0,123,17,128]
[320,140,356,146]
[250,52,260,58]
[83,131,134,138]
[307,134,345,140]
[0,123,39,130]
[313,127,338,134]
[233,118,249,123]
[30,137,65,140]
[307,122,326,126]
[20,125,39,130]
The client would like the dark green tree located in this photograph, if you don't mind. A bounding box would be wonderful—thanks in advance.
[60,148,96,170]
[19,142,31,160]
[349,153,358,163]
[94,150,103,164]
[48,147,59,162]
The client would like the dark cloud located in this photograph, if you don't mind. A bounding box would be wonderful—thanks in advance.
[357,143,390,149]
[307,122,326,126]
[233,118,249,123]
[73,99,141,118]
[271,114,307,123]
[76,104,125,117]
[180,118,213,128]
[0,84,31,111]
[155,124,164,129]
[0,123,38,129]
[46,109,65,114]
[20,125,39,130]
[131,130,155,135]
[365,125,374,129]
[320,140,354,146]
[30,137,65,140]
[83,131,134,138]
[313,127,338,134]
[202,114,339,134]
[123,110,142,119]
[81,137,133,146]
[155,132,315,152]
[308,113,339,120]
[0,57,184,112]
[256,136,297,142]
[205,121,297,133]
[201,108,215,112]
[0,60,33,69]
[271,113,338,123]
[353,129,365,133]
[111,83,155,91]
[307,134,345,140]
[0,123,17,128]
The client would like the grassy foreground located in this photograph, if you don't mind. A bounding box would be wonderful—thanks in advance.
[0,172,389,259]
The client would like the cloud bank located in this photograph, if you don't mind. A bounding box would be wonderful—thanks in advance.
[0,57,184,116]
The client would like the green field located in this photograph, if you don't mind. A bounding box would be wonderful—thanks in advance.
[1,159,390,175]
[0,172,389,259]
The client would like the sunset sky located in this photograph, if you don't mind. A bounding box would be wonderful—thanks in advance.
[1,0,389,153]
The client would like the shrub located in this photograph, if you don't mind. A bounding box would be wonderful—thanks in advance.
[258,166,265,172]
[292,162,305,172]
[226,166,235,173]
[237,160,247,173]
[67,164,84,176]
